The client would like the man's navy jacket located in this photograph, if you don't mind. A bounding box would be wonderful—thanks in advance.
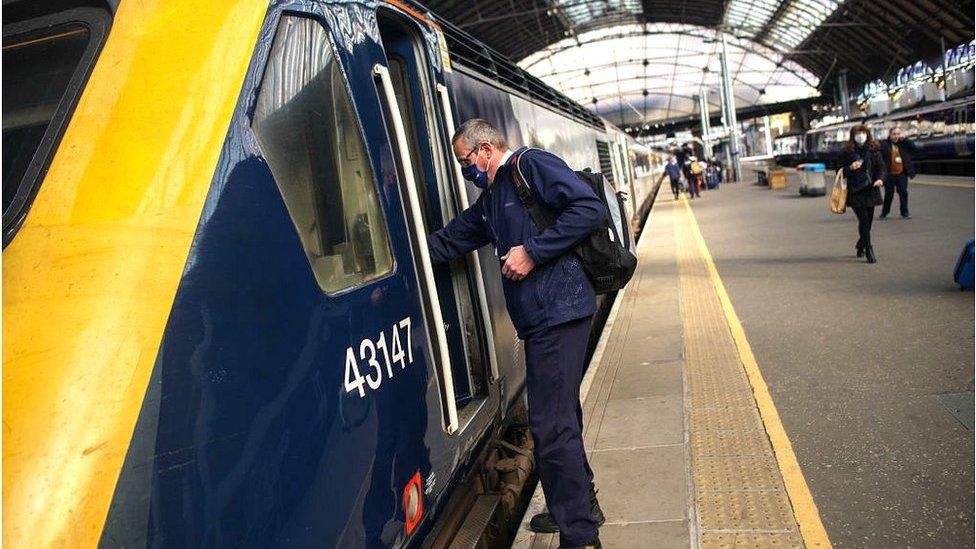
[427,148,605,338]
[664,161,682,181]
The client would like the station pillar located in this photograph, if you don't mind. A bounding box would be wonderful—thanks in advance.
[719,34,741,182]
[698,87,713,158]
[838,69,851,118]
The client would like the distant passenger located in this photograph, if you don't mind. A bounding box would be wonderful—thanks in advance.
[679,143,695,183]
[427,119,605,549]
[665,154,683,199]
[842,125,886,263]
[709,158,724,183]
[879,126,918,219]
[688,156,703,198]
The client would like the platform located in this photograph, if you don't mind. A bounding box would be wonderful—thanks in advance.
[514,170,974,548]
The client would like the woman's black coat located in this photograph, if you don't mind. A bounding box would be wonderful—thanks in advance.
[841,144,885,208]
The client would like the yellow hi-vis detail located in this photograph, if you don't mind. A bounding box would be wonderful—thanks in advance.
[2,1,267,547]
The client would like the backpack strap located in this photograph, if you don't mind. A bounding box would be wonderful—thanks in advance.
[508,148,555,231]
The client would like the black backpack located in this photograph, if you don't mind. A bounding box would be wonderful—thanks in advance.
[508,148,638,294]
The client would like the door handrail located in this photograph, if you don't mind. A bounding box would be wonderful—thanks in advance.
[435,83,500,382]
[374,64,459,435]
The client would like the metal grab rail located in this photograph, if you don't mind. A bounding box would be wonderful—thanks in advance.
[374,64,459,434]
[435,83,500,382]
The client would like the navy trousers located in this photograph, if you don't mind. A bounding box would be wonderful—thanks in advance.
[882,173,909,217]
[525,315,597,546]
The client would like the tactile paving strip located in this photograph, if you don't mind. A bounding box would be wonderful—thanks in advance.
[674,200,806,548]
[697,491,797,531]
[693,456,784,491]
[692,429,773,458]
[701,533,805,549]
[690,406,765,433]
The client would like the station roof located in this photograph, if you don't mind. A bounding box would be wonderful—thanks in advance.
[425,0,975,128]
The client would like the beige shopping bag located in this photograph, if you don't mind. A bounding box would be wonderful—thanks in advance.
[829,170,847,214]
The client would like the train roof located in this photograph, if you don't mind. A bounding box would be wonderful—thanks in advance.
[886,95,975,119]
[401,0,607,131]
[773,131,806,139]
[807,117,869,133]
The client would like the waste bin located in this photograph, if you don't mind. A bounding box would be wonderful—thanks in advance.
[798,163,827,196]
[756,170,769,186]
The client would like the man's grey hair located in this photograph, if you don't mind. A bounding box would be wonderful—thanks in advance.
[452,118,507,149]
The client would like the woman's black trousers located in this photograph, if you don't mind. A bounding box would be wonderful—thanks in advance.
[852,206,874,248]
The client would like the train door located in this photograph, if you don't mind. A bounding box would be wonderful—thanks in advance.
[373,8,496,433]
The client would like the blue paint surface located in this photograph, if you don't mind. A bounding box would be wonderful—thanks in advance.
[99,1,629,546]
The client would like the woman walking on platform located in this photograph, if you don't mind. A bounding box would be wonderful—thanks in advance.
[841,125,885,263]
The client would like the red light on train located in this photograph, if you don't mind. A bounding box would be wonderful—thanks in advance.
[404,471,424,536]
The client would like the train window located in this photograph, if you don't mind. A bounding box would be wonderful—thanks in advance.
[2,7,111,246]
[252,16,394,294]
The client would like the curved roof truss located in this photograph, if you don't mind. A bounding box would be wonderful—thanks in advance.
[426,0,974,92]
[519,23,821,127]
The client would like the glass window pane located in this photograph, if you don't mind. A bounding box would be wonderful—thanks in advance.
[3,24,90,217]
[252,16,393,294]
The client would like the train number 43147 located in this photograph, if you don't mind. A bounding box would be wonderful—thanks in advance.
[344,317,414,398]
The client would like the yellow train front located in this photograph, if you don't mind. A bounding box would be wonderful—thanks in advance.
[2,0,661,547]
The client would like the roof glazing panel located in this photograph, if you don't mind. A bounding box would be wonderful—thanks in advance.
[553,0,642,27]
[764,0,842,50]
[520,23,820,127]
[723,0,781,38]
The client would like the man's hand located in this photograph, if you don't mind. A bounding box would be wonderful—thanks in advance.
[500,245,535,282]
[873,179,883,188]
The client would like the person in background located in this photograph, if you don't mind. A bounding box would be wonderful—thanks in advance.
[705,161,720,190]
[709,158,723,183]
[665,154,683,199]
[688,156,703,198]
[673,143,687,167]
[679,143,695,185]
[842,125,885,263]
[879,126,918,219]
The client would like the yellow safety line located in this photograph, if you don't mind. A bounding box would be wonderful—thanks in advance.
[680,196,833,549]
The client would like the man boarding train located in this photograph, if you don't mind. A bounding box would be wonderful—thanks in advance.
[426,119,606,549]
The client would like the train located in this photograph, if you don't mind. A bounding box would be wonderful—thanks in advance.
[2,1,662,547]
[773,96,975,175]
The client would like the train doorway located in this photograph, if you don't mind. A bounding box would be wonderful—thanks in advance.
[375,10,492,426]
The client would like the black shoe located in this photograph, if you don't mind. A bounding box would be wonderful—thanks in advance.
[865,246,877,263]
[856,240,864,258]
[902,213,912,219]
[879,214,888,220]
[559,538,602,549]
[529,492,605,534]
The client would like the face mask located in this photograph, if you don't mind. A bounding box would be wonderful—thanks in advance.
[854,133,868,145]
[461,151,489,189]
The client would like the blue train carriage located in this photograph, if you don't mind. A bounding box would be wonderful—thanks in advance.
[772,131,807,168]
[795,95,974,173]
[2,1,658,547]
[871,97,976,175]
[803,117,869,169]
